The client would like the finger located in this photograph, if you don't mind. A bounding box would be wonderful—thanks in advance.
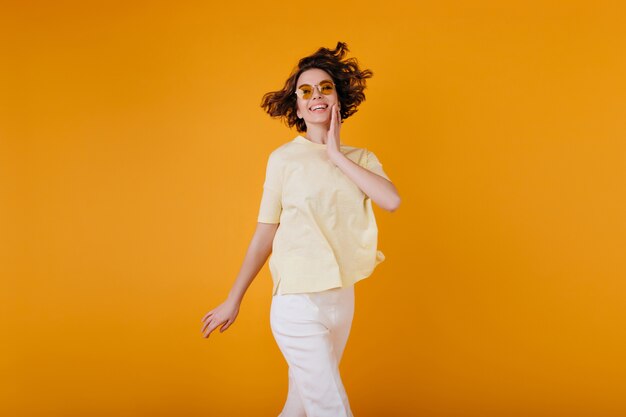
[204,316,228,338]
[220,320,230,332]
[202,311,214,321]
[201,319,211,334]
[202,317,218,333]
[202,326,214,338]
[203,321,220,338]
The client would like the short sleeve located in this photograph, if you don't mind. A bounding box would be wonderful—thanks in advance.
[257,152,283,224]
[363,149,391,182]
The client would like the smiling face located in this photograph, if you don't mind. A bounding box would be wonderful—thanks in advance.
[295,68,339,125]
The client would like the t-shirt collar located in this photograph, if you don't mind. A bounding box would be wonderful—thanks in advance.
[294,135,327,147]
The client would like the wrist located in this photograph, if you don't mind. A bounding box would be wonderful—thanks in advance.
[227,291,243,305]
[328,148,346,164]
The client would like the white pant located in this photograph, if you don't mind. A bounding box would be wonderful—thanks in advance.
[270,285,355,417]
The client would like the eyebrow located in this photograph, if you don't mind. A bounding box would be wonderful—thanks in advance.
[296,79,333,88]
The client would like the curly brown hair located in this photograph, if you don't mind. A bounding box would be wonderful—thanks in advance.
[260,41,374,133]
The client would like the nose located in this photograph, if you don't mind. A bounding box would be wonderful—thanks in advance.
[311,85,324,99]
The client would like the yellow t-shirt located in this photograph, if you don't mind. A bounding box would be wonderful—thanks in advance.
[257,134,391,296]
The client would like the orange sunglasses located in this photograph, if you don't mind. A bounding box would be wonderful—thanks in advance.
[294,79,336,100]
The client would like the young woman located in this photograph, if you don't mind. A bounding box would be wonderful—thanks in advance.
[201,41,401,417]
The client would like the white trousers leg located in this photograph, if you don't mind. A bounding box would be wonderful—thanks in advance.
[270,285,355,417]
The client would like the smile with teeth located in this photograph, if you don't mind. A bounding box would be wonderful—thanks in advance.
[310,104,328,112]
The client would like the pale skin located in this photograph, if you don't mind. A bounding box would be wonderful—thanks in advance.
[200,68,401,338]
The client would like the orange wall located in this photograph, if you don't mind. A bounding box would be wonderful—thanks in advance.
[2,1,625,416]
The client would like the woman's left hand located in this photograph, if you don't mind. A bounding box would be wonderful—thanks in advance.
[326,103,342,157]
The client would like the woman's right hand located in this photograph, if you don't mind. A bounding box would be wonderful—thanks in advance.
[201,297,240,338]
[200,222,277,339]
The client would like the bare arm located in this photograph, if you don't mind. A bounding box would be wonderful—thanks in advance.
[325,103,401,212]
[227,222,279,304]
[329,151,401,212]
[201,221,279,338]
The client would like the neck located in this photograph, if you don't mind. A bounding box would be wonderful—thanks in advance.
[304,123,329,145]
